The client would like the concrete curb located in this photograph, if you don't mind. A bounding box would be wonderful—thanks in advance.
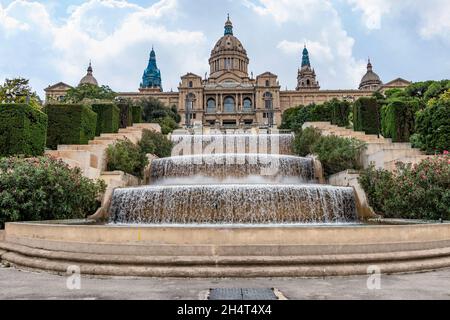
[3,251,450,277]
[2,242,450,277]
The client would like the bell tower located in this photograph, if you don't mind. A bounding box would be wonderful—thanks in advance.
[296,45,320,90]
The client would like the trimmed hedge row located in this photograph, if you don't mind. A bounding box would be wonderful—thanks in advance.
[353,97,380,134]
[381,98,419,142]
[330,99,351,127]
[132,105,142,124]
[45,104,97,149]
[91,103,120,136]
[0,103,48,157]
[118,101,133,128]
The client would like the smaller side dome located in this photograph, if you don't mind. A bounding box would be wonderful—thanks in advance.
[359,58,382,91]
[79,62,99,86]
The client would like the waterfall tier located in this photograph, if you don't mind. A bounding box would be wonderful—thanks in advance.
[110,184,357,224]
[150,154,315,184]
[171,134,294,156]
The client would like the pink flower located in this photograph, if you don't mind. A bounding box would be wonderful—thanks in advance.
[444,150,449,155]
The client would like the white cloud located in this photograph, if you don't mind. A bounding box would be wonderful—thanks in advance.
[346,0,392,30]
[246,0,366,88]
[416,1,450,41]
[0,0,207,95]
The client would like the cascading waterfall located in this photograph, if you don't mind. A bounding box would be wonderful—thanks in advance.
[110,185,356,224]
[149,154,315,184]
[170,134,294,155]
[109,132,358,225]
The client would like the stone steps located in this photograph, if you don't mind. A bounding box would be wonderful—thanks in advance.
[303,121,427,171]
[46,123,161,182]
[2,241,450,277]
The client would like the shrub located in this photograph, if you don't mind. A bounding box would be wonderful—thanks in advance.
[0,156,105,228]
[359,154,450,220]
[312,135,365,177]
[381,98,419,142]
[45,104,97,149]
[132,105,143,124]
[117,100,134,128]
[91,103,120,136]
[330,99,351,127]
[353,97,380,134]
[0,104,47,157]
[293,127,322,157]
[139,129,173,158]
[157,116,178,135]
[413,90,450,154]
[106,139,148,178]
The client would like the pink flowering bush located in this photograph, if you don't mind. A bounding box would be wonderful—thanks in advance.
[0,156,106,228]
[359,153,450,220]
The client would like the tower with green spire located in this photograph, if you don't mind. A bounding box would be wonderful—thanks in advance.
[141,47,162,91]
[301,46,311,68]
[297,45,320,90]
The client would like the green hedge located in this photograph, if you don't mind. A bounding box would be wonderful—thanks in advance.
[117,102,133,128]
[330,99,351,127]
[0,104,48,157]
[279,103,332,131]
[412,90,450,154]
[132,105,142,124]
[91,103,120,136]
[353,97,380,134]
[45,104,97,149]
[381,99,419,142]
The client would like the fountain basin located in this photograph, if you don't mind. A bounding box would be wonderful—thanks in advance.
[2,221,450,277]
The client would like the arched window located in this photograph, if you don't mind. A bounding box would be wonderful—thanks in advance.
[265,80,270,87]
[243,98,253,111]
[306,79,310,86]
[224,96,235,113]
[206,98,216,113]
[189,81,193,88]
[264,92,273,110]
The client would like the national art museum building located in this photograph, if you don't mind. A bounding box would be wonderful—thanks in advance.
[45,16,411,129]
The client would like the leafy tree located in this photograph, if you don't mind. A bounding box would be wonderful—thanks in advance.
[139,129,173,158]
[412,89,450,154]
[139,97,180,133]
[0,78,42,109]
[293,127,322,156]
[62,83,116,103]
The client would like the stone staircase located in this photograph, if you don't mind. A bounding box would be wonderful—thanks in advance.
[303,122,431,171]
[45,123,160,180]
[45,123,161,216]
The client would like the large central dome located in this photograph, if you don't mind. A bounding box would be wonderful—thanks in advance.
[209,16,250,81]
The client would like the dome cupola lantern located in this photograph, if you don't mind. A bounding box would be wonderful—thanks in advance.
[79,61,99,86]
[208,15,250,81]
[359,58,382,91]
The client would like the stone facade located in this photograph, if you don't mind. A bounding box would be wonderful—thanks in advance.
[45,16,411,129]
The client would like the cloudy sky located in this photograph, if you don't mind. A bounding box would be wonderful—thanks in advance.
[0,0,449,98]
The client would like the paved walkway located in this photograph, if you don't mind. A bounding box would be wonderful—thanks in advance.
[1,265,450,300]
